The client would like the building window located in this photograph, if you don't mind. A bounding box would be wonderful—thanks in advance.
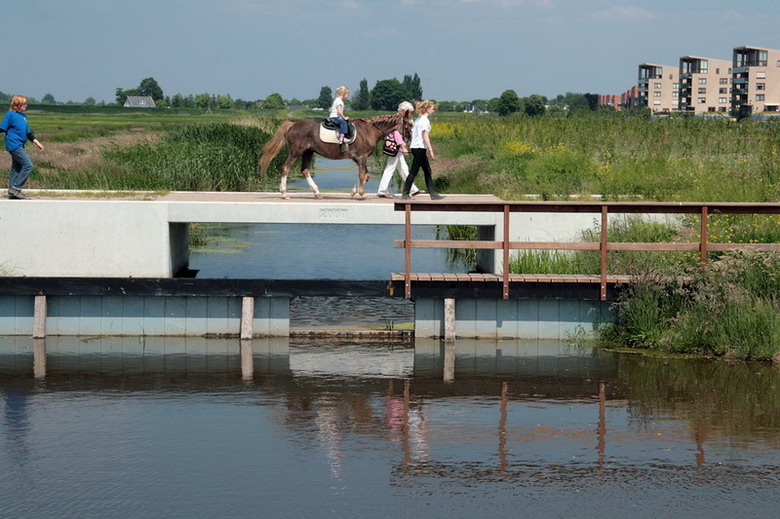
[654,91,661,97]
[673,92,679,98]
[654,83,662,89]
[720,78,729,84]
[757,94,765,101]
[757,83,766,90]
[759,51,768,66]
[653,100,661,105]
[698,98,706,104]
[719,87,728,94]
[698,78,707,84]
[719,97,728,104]
[716,68,720,74]
[698,88,706,94]
[757,72,767,79]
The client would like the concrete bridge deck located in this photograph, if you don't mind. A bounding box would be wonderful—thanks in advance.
[0,190,596,278]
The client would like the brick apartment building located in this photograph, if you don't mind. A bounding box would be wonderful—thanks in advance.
[732,45,780,118]
[598,45,780,118]
[678,56,732,114]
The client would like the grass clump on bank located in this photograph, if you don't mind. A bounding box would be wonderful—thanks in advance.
[599,250,780,361]
[35,121,286,192]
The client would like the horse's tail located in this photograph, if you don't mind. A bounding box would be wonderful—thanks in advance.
[259,121,294,176]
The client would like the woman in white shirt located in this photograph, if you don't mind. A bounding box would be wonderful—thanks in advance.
[376,101,420,198]
[402,100,443,200]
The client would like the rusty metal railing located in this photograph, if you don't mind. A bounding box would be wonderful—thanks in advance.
[394,201,780,300]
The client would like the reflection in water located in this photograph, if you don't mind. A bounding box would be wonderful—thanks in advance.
[0,336,779,517]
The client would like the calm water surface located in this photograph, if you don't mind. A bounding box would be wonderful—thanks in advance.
[188,159,456,327]
[1,337,778,518]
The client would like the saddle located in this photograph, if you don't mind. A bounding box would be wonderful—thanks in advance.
[319,119,357,144]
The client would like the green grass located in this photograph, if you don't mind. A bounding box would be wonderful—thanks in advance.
[598,250,780,361]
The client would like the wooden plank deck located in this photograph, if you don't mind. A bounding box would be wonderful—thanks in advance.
[391,273,633,284]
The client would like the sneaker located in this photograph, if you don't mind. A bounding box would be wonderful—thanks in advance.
[400,193,412,200]
[377,193,395,199]
[430,193,445,200]
[8,188,26,200]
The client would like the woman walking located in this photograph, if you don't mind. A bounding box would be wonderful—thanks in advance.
[0,95,44,200]
[376,101,420,198]
[402,100,443,200]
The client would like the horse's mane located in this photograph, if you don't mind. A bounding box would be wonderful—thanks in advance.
[354,113,401,125]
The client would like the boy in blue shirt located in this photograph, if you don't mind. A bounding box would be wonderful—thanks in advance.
[0,95,45,199]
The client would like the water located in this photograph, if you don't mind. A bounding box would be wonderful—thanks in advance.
[187,159,458,327]
[3,160,778,516]
[1,337,778,518]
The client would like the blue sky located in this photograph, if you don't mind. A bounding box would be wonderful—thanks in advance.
[6,0,780,103]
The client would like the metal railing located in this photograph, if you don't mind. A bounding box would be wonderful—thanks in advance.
[394,201,780,300]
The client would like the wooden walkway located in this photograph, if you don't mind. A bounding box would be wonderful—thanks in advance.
[390,273,632,284]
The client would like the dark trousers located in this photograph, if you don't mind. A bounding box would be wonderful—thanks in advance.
[403,148,436,195]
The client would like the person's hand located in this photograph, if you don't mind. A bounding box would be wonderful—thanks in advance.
[34,140,44,151]
[429,149,436,160]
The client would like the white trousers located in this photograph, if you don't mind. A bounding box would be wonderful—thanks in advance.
[377,153,420,195]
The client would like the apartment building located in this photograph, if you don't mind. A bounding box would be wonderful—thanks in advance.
[637,63,679,112]
[732,46,780,118]
[678,56,732,114]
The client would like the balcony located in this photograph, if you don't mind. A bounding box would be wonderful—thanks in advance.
[732,78,747,85]
[732,66,747,74]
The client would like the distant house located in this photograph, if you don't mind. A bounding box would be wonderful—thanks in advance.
[123,96,156,108]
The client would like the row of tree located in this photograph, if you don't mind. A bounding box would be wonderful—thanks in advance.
[4,75,600,115]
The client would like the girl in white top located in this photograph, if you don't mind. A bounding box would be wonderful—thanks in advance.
[329,86,350,145]
[402,100,443,200]
[376,101,420,198]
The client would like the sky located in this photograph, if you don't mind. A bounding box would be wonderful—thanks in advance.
[5,0,780,103]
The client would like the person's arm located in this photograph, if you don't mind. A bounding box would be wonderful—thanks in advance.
[27,131,44,150]
[423,130,434,159]
[337,102,348,120]
[391,130,408,155]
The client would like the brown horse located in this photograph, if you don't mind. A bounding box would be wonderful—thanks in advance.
[258,112,412,199]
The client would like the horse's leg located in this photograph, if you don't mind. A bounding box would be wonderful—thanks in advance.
[300,151,322,199]
[357,159,371,198]
[279,155,297,200]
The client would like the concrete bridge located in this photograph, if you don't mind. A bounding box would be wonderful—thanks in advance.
[0,190,611,340]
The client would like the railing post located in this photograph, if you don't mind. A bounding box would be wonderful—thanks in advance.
[503,205,510,299]
[600,205,608,301]
[700,205,709,265]
[405,203,412,299]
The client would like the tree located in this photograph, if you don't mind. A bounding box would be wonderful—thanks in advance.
[370,79,410,111]
[84,97,96,106]
[524,94,546,117]
[138,77,164,101]
[352,78,371,111]
[194,93,211,109]
[317,86,333,110]
[497,90,520,116]
[216,95,233,109]
[403,73,423,101]
[41,93,56,104]
[262,93,285,109]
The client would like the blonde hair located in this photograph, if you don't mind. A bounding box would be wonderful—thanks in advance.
[416,100,436,115]
[10,95,28,111]
[398,101,414,113]
[335,86,350,97]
